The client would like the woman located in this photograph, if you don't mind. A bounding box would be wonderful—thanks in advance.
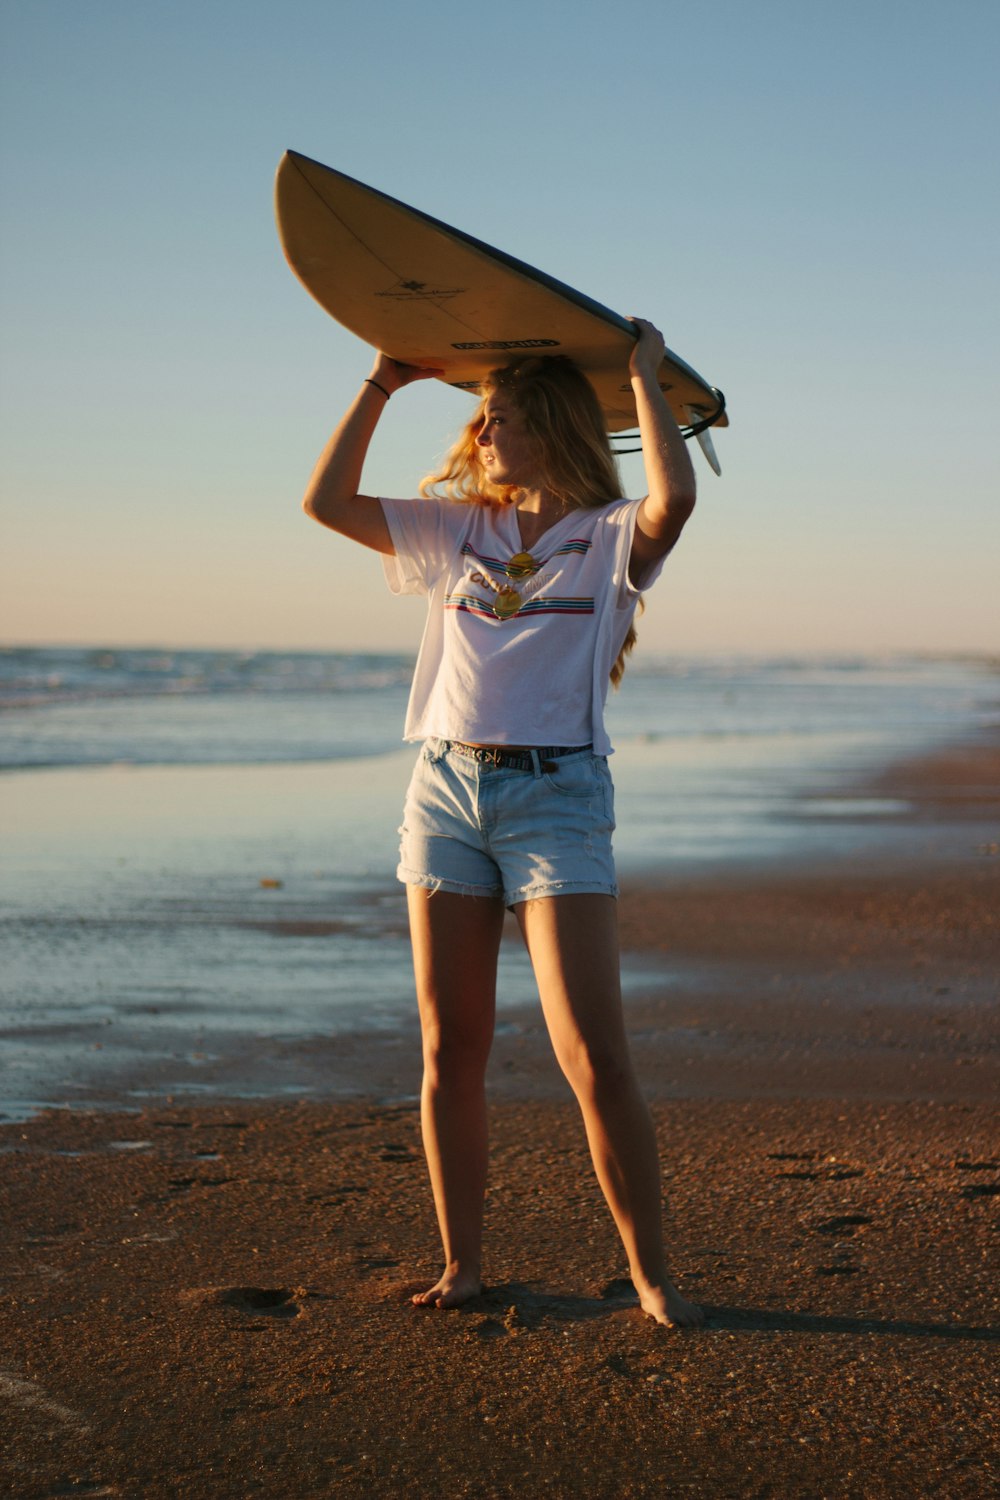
[303,318,703,1329]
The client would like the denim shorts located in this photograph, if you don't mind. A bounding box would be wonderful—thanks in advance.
[397,739,618,906]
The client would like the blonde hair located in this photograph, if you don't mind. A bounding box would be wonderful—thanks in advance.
[421,355,641,684]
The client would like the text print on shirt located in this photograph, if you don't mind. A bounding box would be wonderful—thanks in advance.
[454,537,596,622]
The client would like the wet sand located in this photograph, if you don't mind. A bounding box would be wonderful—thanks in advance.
[2,735,998,1498]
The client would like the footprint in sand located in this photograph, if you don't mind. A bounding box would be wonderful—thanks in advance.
[471,1317,508,1339]
[185,1286,303,1318]
[768,1150,869,1182]
[810,1211,872,1278]
[813,1214,873,1237]
[353,1254,401,1275]
[167,1175,232,1194]
[305,1186,366,1206]
[774,1164,865,1182]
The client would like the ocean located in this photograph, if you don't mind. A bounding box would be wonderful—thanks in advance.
[1,647,996,1119]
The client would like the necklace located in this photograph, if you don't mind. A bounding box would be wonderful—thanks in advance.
[493,550,542,613]
[505,550,540,580]
[464,508,576,620]
[492,585,523,619]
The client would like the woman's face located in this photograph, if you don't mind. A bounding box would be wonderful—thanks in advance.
[476,393,541,488]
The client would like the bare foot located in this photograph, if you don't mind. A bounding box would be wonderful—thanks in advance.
[411,1264,482,1309]
[636,1279,704,1329]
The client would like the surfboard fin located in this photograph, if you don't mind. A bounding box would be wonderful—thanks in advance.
[686,408,722,475]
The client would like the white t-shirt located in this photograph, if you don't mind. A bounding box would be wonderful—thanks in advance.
[380,495,664,756]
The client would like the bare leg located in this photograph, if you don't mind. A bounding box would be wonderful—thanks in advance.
[406,886,505,1307]
[515,894,703,1329]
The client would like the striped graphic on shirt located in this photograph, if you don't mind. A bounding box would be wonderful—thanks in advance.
[460,539,592,573]
[516,596,594,615]
[444,592,594,620]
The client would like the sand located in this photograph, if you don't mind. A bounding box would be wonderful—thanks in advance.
[2,735,997,1499]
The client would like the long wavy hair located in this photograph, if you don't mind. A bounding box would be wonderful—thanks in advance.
[420,355,641,685]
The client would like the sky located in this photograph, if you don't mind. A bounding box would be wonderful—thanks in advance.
[1,0,997,657]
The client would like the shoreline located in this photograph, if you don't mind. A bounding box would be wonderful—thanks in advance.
[4,728,996,1119]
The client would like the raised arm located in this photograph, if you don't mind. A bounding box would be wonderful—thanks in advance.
[627,318,697,580]
[301,353,443,554]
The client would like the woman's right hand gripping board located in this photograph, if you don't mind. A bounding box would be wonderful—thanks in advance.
[301,353,444,551]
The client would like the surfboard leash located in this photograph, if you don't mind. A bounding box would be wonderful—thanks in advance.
[609,387,727,454]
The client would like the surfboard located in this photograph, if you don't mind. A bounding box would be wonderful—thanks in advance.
[274,150,727,469]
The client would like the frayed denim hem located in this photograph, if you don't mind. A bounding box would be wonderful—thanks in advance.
[504,878,619,908]
[396,864,503,900]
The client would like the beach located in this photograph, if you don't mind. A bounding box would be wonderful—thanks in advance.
[2,728,997,1498]
[5,0,999,1489]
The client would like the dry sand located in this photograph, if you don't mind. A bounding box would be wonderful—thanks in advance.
[2,736,997,1498]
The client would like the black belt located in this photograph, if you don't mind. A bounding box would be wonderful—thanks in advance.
[442,741,592,771]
